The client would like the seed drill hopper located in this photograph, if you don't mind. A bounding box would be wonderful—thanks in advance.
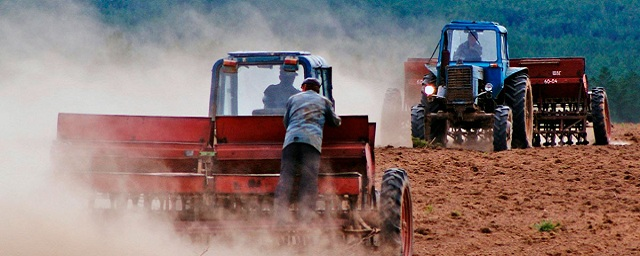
[52,51,414,255]
[511,57,611,146]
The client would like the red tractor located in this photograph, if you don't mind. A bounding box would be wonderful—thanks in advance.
[52,51,414,255]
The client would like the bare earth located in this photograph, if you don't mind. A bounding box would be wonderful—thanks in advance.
[375,123,640,256]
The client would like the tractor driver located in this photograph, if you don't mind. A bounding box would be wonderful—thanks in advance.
[273,77,341,225]
[453,31,483,61]
[262,69,301,109]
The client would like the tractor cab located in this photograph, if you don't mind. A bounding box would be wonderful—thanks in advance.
[439,21,508,63]
[429,21,513,100]
[209,51,333,117]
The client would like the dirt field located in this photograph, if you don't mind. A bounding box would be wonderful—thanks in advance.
[375,123,640,256]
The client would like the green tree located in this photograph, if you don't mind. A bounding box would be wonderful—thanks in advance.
[592,67,622,121]
[614,72,640,122]
[87,0,640,122]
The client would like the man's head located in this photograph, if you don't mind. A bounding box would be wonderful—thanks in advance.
[279,69,298,84]
[301,77,321,93]
[468,31,479,45]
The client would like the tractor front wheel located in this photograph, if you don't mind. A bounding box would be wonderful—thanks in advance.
[379,168,413,256]
[410,104,425,140]
[413,100,448,146]
[493,106,510,152]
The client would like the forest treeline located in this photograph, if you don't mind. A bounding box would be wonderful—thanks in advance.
[375,0,640,123]
[89,0,639,122]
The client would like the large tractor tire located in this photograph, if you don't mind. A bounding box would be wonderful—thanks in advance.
[504,71,533,149]
[410,104,425,140]
[493,106,510,151]
[591,87,611,145]
[380,168,413,256]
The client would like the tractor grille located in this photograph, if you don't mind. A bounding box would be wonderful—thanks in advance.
[446,66,474,104]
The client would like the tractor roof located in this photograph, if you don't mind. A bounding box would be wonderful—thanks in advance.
[228,51,312,58]
[224,51,329,68]
[446,20,507,33]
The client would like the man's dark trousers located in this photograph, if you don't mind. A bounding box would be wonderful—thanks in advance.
[274,142,321,223]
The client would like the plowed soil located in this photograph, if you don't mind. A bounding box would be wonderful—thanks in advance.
[375,123,640,256]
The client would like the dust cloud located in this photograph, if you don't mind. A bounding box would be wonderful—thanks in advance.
[0,0,441,255]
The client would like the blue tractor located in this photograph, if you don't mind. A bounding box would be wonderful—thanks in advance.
[411,21,533,151]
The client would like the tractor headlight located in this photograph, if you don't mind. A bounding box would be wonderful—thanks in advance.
[484,83,493,92]
[423,85,436,96]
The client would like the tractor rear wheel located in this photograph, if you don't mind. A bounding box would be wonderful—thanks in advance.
[380,168,413,256]
[591,87,611,145]
[504,71,533,149]
[493,106,510,151]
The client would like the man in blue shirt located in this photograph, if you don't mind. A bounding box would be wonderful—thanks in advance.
[453,31,483,61]
[262,70,300,109]
[274,77,341,224]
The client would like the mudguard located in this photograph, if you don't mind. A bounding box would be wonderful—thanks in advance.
[506,66,528,80]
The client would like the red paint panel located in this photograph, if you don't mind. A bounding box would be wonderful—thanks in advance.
[529,77,582,85]
[215,142,365,160]
[215,144,283,160]
[368,123,376,151]
[215,116,285,143]
[55,141,204,158]
[322,143,366,158]
[531,83,589,101]
[323,116,370,143]
[57,113,211,143]
[211,174,361,195]
[55,114,211,174]
[53,143,202,173]
[76,172,207,193]
[512,57,589,102]
[318,175,361,195]
[215,115,371,144]
[511,57,585,78]
[212,175,280,194]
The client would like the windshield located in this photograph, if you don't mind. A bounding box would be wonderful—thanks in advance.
[216,64,304,116]
[448,29,497,62]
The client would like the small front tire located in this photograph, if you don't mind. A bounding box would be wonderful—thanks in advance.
[410,104,425,140]
[493,106,510,152]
